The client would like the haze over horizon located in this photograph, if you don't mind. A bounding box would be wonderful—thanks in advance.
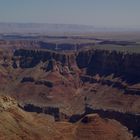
[0,0,140,29]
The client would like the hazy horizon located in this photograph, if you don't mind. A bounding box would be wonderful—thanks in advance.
[0,0,140,29]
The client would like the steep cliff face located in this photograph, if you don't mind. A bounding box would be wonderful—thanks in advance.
[76,49,140,83]
[14,49,76,66]
[89,51,140,83]
[13,48,140,83]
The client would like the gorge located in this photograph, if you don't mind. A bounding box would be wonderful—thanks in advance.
[0,36,140,140]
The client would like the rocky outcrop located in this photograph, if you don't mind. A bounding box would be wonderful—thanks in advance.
[75,113,133,140]
[85,107,140,137]
[0,96,17,111]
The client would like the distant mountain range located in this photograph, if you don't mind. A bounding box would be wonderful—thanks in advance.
[0,23,139,34]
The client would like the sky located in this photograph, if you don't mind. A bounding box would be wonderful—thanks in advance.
[0,0,140,28]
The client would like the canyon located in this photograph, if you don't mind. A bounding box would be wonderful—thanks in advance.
[0,35,140,140]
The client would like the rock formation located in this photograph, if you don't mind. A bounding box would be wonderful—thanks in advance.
[0,43,140,139]
[0,95,133,140]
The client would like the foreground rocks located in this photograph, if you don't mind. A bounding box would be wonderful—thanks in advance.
[0,96,133,140]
